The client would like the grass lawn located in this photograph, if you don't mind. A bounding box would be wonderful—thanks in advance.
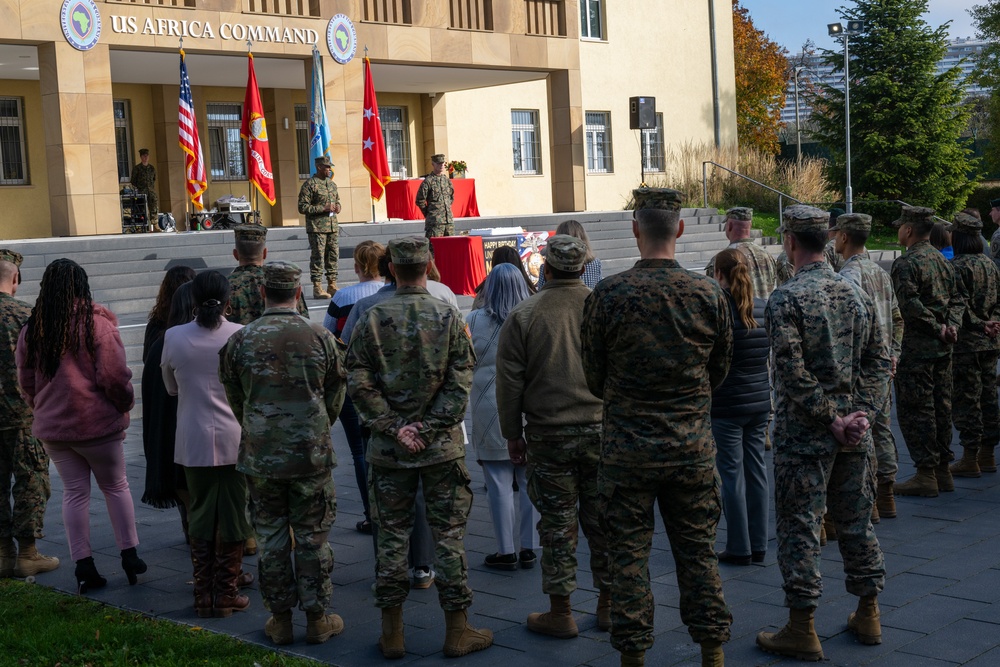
[0,580,319,667]
[751,212,902,251]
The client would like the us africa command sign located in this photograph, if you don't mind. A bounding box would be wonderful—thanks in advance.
[326,14,357,65]
[60,0,102,51]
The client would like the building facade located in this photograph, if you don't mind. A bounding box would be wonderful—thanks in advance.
[0,0,736,239]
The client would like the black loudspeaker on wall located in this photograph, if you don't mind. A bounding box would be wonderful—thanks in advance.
[629,96,656,130]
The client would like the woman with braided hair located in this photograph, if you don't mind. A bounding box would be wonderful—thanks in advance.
[15,258,144,593]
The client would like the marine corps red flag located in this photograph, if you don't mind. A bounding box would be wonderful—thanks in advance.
[362,57,391,201]
[241,52,276,205]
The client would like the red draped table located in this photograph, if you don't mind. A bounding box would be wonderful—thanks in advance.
[385,178,481,220]
[430,236,487,296]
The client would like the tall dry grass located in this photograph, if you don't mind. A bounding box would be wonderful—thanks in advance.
[639,142,837,212]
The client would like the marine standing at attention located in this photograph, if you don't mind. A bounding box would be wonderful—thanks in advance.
[298,155,342,300]
[416,154,455,239]
[130,148,158,224]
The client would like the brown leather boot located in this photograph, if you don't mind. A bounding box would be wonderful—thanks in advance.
[756,607,824,661]
[701,640,724,667]
[894,468,938,497]
[442,609,493,657]
[596,589,612,632]
[312,282,330,299]
[14,537,59,577]
[979,445,997,473]
[189,538,215,618]
[306,609,344,644]
[876,478,897,518]
[847,595,881,645]
[264,610,294,645]
[0,538,15,578]
[527,594,578,638]
[621,650,645,666]
[213,541,250,617]
[951,447,982,478]
[935,462,955,492]
[379,605,406,659]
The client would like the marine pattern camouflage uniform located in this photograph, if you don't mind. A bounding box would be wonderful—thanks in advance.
[951,252,1000,455]
[297,175,341,284]
[581,259,734,653]
[775,251,795,286]
[346,286,476,611]
[0,292,49,542]
[226,265,309,325]
[130,162,157,221]
[891,240,965,469]
[705,238,778,299]
[840,254,903,482]
[219,307,347,614]
[416,173,455,238]
[767,261,889,609]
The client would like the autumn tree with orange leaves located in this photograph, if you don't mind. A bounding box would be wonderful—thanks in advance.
[733,0,789,154]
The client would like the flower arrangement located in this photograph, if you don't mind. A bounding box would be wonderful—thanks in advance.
[447,160,468,176]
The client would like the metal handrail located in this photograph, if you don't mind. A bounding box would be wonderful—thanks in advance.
[701,161,804,217]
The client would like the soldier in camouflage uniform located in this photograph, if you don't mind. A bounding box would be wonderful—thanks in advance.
[704,207,777,299]
[346,236,492,660]
[227,225,309,325]
[130,148,157,224]
[891,206,965,498]
[416,154,455,238]
[988,199,1000,268]
[496,235,609,640]
[0,249,58,579]
[947,213,1000,477]
[756,206,889,661]
[298,155,341,299]
[833,213,904,520]
[775,250,795,286]
[219,261,347,646]
[581,188,733,667]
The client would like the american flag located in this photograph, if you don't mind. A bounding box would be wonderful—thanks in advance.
[179,49,207,210]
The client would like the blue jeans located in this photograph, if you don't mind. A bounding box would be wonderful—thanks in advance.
[711,412,769,556]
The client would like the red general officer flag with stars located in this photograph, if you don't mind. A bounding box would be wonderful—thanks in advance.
[241,52,276,205]
[362,57,391,201]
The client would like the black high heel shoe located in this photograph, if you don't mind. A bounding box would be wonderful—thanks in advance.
[121,547,147,585]
[75,557,107,594]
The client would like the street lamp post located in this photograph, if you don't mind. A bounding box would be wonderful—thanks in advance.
[828,20,864,214]
[793,67,809,163]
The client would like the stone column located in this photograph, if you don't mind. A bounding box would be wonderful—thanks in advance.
[38,42,119,236]
[419,93,448,174]
[263,88,300,227]
[548,69,586,212]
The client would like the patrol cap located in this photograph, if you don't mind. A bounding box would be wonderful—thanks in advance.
[233,224,266,244]
[545,234,588,272]
[832,213,872,233]
[632,187,683,212]
[777,205,830,234]
[951,211,983,234]
[138,148,149,156]
[315,155,333,168]
[431,154,446,164]
[0,249,23,267]
[263,260,302,290]
[725,207,753,222]
[891,205,935,228]
[990,199,1000,209]
[388,236,430,265]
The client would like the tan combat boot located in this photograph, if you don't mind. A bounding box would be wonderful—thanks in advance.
[14,537,59,577]
[379,605,406,659]
[326,280,338,296]
[871,501,880,524]
[621,650,645,666]
[442,609,493,657]
[894,468,938,497]
[935,462,955,492]
[701,640,725,667]
[819,521,827,547]
[312,282,330,299]
[756,607,824,661]
[979,445,997,473]
[822,515,838,542]
[847,595,881,645]
[243,536,258,555]
[264,610,294,646]
[306,610,344,644]
[876,477,897,518]
[596,589,612,632]
[0,538,15,578]
[951,447,981,478]
[527,594,578,638]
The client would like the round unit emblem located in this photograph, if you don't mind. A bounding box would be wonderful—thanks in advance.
[326,14,357,65]
[60,0,102,51]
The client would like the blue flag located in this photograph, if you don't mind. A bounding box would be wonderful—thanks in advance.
[309,49,332,164]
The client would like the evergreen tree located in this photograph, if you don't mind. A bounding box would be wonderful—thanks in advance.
[809,0,977,215]
[970,1,1000,174]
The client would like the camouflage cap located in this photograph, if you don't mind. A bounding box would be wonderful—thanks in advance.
[233,224,266,244]
[777,205,829,234]
[138,148,149,156]
[891,205,935,228]
[0,249,23,267]
[389,236,430,265]
[431,154,446,164]
[725,207,753,222]
[545,234,588,272]
[832,213,872,233]
[315,155,333,168]
[951,211,983,234]
[632,187,683,212]
[263,260,302,290]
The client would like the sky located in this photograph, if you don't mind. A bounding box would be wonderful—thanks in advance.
[740,0,980,54]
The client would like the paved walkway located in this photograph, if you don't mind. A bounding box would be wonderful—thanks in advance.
[25,404,1000,667]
